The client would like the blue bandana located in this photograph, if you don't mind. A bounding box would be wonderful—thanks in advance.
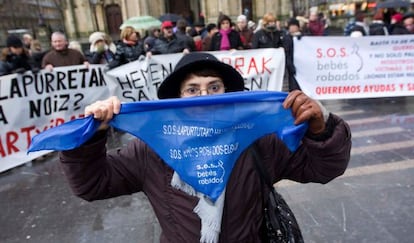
[29,91,308,201]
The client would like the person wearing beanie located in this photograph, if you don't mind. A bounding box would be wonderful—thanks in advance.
[0,35,37,76]
[209,14,244,51]
[86,31,115,64]
[41,31,89,72]
[58,52,351,242]
[390,12,411,35]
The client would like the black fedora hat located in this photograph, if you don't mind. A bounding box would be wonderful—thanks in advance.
[157,52,245,99]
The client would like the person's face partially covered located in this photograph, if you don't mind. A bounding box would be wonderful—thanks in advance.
[180,75,225,98]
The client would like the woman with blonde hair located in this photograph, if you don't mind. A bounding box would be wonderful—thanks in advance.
[108,26,144,69]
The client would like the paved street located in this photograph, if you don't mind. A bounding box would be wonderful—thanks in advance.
[1,96,414,243]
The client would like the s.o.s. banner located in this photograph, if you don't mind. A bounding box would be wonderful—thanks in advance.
[0,48,285,173]
[294,35,414,99]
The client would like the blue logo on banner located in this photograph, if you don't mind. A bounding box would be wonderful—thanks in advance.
[29,91,308,202]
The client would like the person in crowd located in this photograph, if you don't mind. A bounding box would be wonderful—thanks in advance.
[235,14,253,49]
[369,10,388,35]
[30,39,48,69]
[68,41,84,55]
[22,33,33,49]
[191,20,208,39]
[247,20,256,32]
[188,20,208,51]
[107,26,145,69]
[403,12,414,34]
[254,19,264,33]
[307,12,325,36]
[0,35,37,76]
[349,11,368,37]
[202,23,218,51]
[389,13,411,35]
[144,27,161,53]
[286,17,303,38]
[209,14,244,51]
[86,32,115,64]
[147,21,193,56]
[41,31,89,72]
[252,13,299,91]
[175,19,196,52]
[58,52,351,242]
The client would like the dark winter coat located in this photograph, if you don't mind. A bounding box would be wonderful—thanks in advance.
[60,114,351,243]
[175,31,196,52]
[0,48,36,76]
[349,22,367,36]
[150,34,192,55]
[252,29,298,90]
[86,49,115,64]
[108,41,144,69]
[369,22,389,35]
[209,30,243,51]
[390,24,410,35]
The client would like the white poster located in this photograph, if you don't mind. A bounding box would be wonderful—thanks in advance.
[294,35,414,99]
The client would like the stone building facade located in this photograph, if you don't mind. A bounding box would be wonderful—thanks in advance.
[0,0,307,47]
[66,0,295,42]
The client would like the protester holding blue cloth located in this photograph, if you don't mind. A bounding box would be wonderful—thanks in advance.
[58,53,351,242]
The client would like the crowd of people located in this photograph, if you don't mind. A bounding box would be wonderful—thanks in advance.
[1,9,413,87]
[344,9,414,36]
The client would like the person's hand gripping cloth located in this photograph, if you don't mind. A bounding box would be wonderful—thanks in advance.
[28,91,308,202]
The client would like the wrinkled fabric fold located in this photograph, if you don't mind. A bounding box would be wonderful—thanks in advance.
[28,91,308,201]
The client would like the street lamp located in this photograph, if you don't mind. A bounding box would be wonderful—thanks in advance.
[89,0,99,31]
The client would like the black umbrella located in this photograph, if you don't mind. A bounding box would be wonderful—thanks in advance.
[376,0,410,9]
[159,13,182,23]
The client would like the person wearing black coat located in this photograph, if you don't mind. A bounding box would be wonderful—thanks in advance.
[148,21,193,55]
[0,35,37,76]
[209,14,243,51]
[252,13,299,91]
[389,13,410,35]
[108,27,145,69]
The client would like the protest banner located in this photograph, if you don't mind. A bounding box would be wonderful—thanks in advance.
[0,49,285,172]
[294,35,414,99]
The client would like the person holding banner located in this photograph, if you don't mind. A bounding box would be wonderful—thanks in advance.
[58,52,351,242]
[41,32,89,72]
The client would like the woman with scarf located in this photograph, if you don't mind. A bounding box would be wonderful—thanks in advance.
[209,14,243,51]
[58,52,351,242]
[86,32,116,64]
[108,26,144,69]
